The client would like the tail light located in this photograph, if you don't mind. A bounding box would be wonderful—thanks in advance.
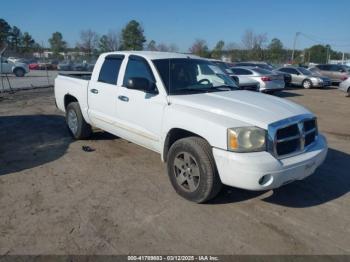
[341,76,348,81]
[261,76,271,82]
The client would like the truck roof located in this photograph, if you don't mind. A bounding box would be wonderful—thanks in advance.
[102,51,200,60]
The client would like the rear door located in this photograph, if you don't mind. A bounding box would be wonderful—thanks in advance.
[88,54,124,132]
[330,65,346,83]
[318,65,333,79]
[279,68,299,85]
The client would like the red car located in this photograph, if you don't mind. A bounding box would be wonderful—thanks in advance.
[29,63,39,70]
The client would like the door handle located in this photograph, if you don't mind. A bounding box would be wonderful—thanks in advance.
[118,95,129,102]
[90,89,99,94]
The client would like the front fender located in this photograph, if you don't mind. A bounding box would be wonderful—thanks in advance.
[161,103,250,158]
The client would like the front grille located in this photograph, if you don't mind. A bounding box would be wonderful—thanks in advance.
[269,116,318,158]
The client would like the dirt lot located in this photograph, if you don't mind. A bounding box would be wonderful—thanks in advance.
[0,87,349,255]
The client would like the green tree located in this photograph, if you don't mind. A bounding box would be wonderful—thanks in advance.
[120,20,146,50]
[49,32,67,57]
[306,44,330,64]
[146,40,158,51]
[9,26,22,52]
[21,32,35,53]
[211,40,225,59]
[189,39,210,58]
[99,35,111,53]
[98,30,119,53]
[267,38,284,63]
[0,18,11,47]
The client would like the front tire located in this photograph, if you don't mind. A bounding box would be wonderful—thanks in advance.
[14,68,25,77]
[66,102,92,139]
[167,137,222,203]
[302,79,312,89]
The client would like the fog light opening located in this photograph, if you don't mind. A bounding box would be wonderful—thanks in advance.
[259,174,273,186]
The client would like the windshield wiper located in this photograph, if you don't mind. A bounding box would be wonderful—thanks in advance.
[171,85,236,95]
[210,85,237,91]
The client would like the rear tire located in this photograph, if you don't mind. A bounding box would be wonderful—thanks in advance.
[66,102,92,139]
[167,137,222,203]
[346,87,350,97]
[14,68,25,77]
[302,79,312,89]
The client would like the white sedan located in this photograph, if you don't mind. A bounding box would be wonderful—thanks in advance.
[230,66,285,93]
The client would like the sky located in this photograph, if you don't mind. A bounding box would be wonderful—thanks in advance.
[2,0,350,52]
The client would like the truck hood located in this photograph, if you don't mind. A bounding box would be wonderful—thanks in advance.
[169,91,311,129]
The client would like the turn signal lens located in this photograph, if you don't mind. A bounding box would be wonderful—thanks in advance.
[228,130,238,149]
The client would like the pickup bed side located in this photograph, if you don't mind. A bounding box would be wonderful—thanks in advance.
[55,74,92,124]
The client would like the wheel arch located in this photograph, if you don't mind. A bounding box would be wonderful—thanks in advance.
[64,94,78,109]
[12,66,25,75]
[162,128,209,162]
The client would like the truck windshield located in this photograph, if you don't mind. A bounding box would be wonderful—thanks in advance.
[153,58,238,95]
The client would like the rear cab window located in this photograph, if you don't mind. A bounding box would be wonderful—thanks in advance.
[98,55,124,85]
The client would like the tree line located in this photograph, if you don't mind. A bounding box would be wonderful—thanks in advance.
[0,18,348,64]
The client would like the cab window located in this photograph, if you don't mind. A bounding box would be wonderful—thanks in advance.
[123,55,155,86]
[98,55,124,85]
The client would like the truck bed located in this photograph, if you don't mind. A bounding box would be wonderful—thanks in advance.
[58,72,92,80]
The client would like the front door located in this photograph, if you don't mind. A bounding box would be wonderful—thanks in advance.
[115,55,167,152]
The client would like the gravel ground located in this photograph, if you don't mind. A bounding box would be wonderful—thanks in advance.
[0,87,349,255]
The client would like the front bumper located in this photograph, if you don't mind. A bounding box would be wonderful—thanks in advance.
[312,79,331,87]
[213,135,328,191]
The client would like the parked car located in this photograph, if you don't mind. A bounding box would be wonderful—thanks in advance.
[339,78,350,97]
[54,51,327,203]
[0,57,30,77]
[309,64,349,84]
[233,61,274,70]
[208,59,260,90]
[234,61,291,86]
[230,67,285,93]
[29,63,39,70]
[58,61,73,71]
[275,66,331,89]
[37,62,57,70]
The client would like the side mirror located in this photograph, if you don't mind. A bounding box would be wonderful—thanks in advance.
[126,77,158,94]
[339,69,345,73]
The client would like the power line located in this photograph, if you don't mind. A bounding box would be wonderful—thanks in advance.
[299,32,350,47]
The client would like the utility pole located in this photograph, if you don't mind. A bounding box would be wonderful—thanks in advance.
[291,32,300,64]
[342,52,345,64]
[0,44,8,92]
[326,46,330,64]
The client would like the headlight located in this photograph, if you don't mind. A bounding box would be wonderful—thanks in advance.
[227,127,266,152]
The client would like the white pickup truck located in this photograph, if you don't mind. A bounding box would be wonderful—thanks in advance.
[54,51,328,203]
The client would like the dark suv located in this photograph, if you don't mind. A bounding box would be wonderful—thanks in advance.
[309,64,349,84]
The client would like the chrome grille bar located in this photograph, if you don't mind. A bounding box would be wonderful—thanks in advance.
[267,114,318,159]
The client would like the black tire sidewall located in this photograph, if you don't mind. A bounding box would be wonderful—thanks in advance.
[167,138,218,203]
[66,102,89,139]
[14,68,25,77]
